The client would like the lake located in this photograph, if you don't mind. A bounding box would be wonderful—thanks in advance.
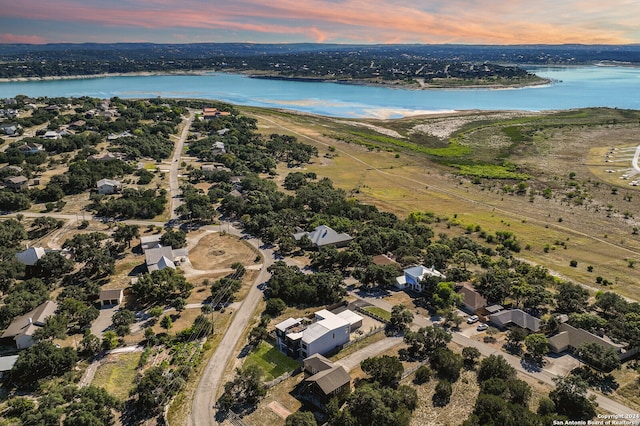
[0,66,639,118]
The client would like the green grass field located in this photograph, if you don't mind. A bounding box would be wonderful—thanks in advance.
[91,351,141,401]
[363,306,391,321]
[243,341,300,381]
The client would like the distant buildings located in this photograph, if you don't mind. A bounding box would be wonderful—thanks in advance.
[202,107,231,120]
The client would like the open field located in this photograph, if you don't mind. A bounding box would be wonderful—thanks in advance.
[244,107,640,300]
[91,351,141,401]
[243,341,301,381]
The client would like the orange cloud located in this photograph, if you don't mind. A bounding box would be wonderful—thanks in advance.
[1,0,638,44]
[0,33,47,44]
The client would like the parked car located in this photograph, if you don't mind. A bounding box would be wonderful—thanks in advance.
[467,315,479,324]
[477,323,489,331]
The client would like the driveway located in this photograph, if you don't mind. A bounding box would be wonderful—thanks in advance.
[90,305,117,337]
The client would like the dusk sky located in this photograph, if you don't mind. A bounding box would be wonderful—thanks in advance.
[0,0,638,45]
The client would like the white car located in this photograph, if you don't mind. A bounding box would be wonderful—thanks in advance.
[477,323,489,331]
[467,315,479,324]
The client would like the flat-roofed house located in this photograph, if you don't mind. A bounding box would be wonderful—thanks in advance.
[275,309,360,359]
[1,301,58,349]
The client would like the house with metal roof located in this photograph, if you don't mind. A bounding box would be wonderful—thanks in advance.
[15,247,46,266]
[96,178,122,194]
[294,225,353,249]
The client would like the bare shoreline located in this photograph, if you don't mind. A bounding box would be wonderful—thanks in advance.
[0,69,551,91]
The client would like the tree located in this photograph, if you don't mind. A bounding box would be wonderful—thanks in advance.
[10,342,78,388]
[506,326,528,353]
[402,325,451,361]
[388,304,413,334]
[555,282,589,313]
[477,354,516,383]
[575,342,621,372]
[413,365,432,385]
[433,380,452,407]
[462,346,481,369]
[132,268,193,305]
[172,297,187,312]
[432,281,462,310]
[34,251,74,279]
[430,348,463,382]
[549,375,596,421]
[102,330,119,350]
[32,314,69,341]
[80,330,101,356]
[452,249,477,271]
[218,365,267,414]
[286,411,317,426]
[361,355,404,387]
[160,229,187,248]
[160,315,173,332]
[112,309,135,327]
[265,298,286,316]
[113,224,140,248]
[524,333,548,362]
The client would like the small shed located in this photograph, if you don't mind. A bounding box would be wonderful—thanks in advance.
[99,289,124,307]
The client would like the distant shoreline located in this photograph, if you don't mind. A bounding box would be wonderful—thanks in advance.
[0,68,551,90]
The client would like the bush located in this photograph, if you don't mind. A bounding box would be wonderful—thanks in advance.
[413,365,432,385]
[433,380,452,407]
[570,260,578,268]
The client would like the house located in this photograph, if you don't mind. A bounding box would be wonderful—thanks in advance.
[107,131,133,141]
[96,178,122,194]
[489,309,541,333]
[0,123,20,136]
[302,354,351,401]
[212,141,226,154]
[395,265,445,292]
[202,107,232,120]
[15,247,46,266]
[293,225,353,249]
[42,131,61,140]
[144,246,188,272]
[548,323,633,360]
[87,152,125,162]
[276,309,360,359]
[456,282,487,314]
[140,234,163,252]
[68,119,86,129]
[4,175,28,190]
[99,288,124,307]
[0,355,19,380]
[0,301,58,349]
[17,142,44,155]
[201,163,231,173]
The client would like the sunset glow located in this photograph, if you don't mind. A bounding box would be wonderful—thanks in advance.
[0,0,638,44]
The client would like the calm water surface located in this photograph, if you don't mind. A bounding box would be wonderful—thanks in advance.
[0,66,638,118]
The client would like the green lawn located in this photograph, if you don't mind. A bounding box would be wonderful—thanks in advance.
[244,341,300,381]
[91,351,141,401]
[363,306,391,321]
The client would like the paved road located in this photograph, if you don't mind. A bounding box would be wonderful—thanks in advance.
[350,291,639,416]
[169,110,195,220]
[189,223,275,426]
